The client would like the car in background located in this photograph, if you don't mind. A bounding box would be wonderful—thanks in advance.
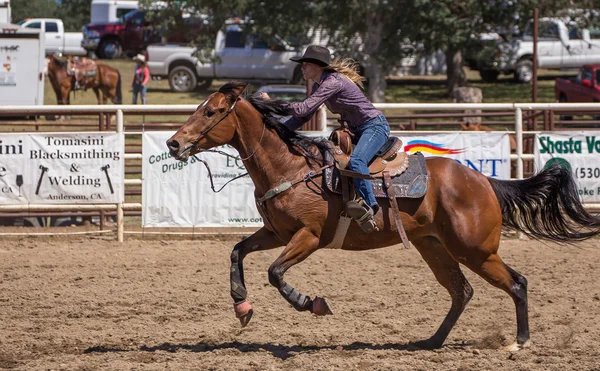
[18,18,86,56]
[256,84,307,101]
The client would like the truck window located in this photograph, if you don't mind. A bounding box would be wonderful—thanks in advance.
[45,22,58,33]
[225,31,245,48]
[25,21,41,29]
[597,70,600,86]
[590,27,600,39]
[525,21,559,41]
[568,24,582,40]
[117,8,133,19]
[577,68,593,84]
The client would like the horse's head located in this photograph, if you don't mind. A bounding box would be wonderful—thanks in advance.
[167,81,247,161]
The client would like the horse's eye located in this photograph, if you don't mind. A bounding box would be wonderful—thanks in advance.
[205,109,215,118]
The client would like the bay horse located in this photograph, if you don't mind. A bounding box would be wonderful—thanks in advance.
[166,81,600,351]
[46,55,122,105]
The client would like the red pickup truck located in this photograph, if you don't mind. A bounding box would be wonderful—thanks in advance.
[82,10,160,59]
[555,65,600,103]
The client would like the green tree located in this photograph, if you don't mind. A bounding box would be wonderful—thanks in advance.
[11,0,57,23]
[55,0,91,32]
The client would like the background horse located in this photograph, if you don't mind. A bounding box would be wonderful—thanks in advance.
[46,55,122,105]
[166,81,600,352]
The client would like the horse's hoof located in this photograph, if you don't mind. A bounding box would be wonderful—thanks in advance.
[410,339,442,350]
[312,296,333,316]
[504,340,530,352]
[234,301,253,327]
[238,309,254,328]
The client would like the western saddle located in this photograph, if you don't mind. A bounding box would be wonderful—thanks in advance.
[328,126,411,248]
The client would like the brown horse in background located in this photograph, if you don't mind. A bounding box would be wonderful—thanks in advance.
[46,55,122,105]
[167,81,600,351]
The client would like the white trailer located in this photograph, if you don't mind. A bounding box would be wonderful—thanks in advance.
[0,23,45,105]
[90,0,138,24]
[0,0,10,24]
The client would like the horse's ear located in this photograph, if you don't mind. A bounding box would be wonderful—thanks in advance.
[231,82,248,98]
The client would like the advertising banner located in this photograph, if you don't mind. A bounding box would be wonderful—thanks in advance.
[143,131,511,227]
[0,133,124,204]
[401,132,511,179]
[534,131,600,202]
[142,132,261,227]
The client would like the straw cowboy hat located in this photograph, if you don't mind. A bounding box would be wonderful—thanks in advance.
[290,45,331,67]
[133,54,146,63]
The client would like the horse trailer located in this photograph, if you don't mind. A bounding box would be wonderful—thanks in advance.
[0,0,10,24]
[0,22,45,105]
[90,0,138,24]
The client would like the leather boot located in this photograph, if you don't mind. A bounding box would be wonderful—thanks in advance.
[346,199,379,233]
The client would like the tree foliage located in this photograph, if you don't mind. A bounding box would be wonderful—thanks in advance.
[10,0,58,24]
[139,0,600,100]
[55,0,91,32]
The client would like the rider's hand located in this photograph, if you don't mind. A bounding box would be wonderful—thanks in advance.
[258,92,270,99]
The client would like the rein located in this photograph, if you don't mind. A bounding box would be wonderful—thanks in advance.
[183,92,265,193]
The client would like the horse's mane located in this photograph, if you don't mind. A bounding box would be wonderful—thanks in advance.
[217,82,331,164]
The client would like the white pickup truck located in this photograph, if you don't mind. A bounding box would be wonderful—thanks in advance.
[17,18,87,56]
[473,18,600,83]
[147,25,304,92]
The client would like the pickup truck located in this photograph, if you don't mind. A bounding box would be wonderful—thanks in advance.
[470,18,600,83]
[147,25,304,92]
[82,9,160,59]
[17,18,87,56]
[555,64,600,103]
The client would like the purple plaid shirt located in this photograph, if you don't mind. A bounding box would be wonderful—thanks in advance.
[282,71,381,130]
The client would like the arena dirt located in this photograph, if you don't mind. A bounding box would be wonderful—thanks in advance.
[1,233,599,370]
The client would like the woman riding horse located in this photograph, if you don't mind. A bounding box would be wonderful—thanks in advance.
[167,81,600,352]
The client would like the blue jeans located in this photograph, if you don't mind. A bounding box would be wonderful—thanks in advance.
[347,115,391,210]
[132,84,147,104]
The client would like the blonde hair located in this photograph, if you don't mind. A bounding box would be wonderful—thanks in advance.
[324,57,365,89]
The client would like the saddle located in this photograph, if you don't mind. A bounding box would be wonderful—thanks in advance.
[67,57,98,90]
[324,127,429,247]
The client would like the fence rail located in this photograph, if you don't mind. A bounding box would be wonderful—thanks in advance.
[2,102,600,240]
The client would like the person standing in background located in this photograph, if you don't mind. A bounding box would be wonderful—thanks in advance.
[132,54,150,104]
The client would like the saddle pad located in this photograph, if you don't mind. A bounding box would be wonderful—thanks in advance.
[324,152,428,199]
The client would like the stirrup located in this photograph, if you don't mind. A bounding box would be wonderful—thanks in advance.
[346,200,379,233]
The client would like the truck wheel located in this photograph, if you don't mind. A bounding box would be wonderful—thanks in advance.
[197,79,213,90]
[169,66,198,92]
[479,69,499,82]
[558,95,572,121]
[514,60,533,83]
[98,39,122,59]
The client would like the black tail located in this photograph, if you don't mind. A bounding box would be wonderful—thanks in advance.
[114,71,122,104]
[488,162,600,242]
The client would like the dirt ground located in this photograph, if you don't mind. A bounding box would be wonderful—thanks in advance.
[1,233,599,370]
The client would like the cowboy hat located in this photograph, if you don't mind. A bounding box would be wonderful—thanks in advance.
[133,54,146,63]
[290,45,331,67]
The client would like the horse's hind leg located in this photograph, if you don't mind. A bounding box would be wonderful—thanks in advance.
[465,253,530,351]
[267,228,328,315]
[230,227,284,327]
[411,236,474,349]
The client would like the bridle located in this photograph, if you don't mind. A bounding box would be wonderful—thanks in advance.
[180,92,265,161]
[177,91,266,192]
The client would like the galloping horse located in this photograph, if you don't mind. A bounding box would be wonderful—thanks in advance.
[167,81,600,351]
[46,55,122,105]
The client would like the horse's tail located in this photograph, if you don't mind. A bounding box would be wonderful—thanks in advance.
[488,162,600,242]
[115,71,123,104]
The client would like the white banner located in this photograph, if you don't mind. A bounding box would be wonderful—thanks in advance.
[0,133,124,204]
[142,132,262,227]
[401,132,511,178]
[143,132,511,227]
[535,131,600,202]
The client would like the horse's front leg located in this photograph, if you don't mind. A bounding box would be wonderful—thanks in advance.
[268,228,332,316]
[231,227,284,327]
